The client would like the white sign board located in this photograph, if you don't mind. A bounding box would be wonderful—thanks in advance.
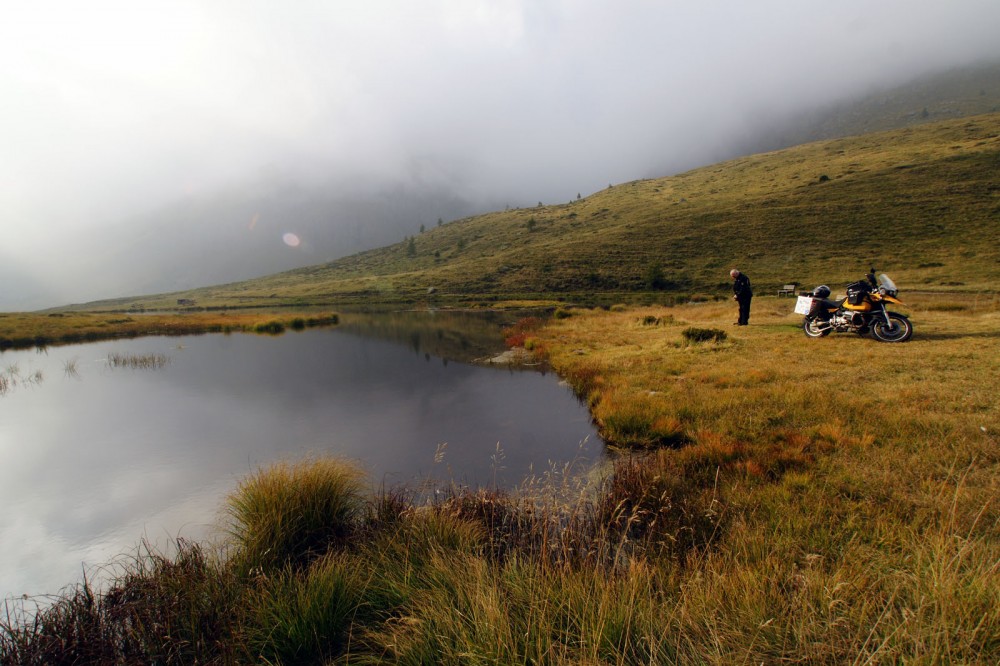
[794,296,814,315]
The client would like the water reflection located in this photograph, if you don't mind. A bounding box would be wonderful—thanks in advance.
[0,312,597,597]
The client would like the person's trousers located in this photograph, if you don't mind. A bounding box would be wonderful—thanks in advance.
[737,296,752,325]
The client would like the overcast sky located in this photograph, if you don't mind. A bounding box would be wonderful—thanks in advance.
[3,0,1000,309]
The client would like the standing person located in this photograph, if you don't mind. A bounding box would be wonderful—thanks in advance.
[730,269,752,325]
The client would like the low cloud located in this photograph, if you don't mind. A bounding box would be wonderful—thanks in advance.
[3,0,1000,308]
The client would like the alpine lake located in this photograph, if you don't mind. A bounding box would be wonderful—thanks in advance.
[0,310,600,598]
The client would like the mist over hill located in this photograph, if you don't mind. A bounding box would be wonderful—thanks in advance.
[68,180,489,302]
[6,58,1000,312]
[742,60,1000,156]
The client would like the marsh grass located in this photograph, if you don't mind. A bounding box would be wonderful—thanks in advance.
[62,358,79,378]
[106,351,170,370]
[0,364,43,396]
[0,540,244,665]
[0,311,339,351]
[247,554,362,665]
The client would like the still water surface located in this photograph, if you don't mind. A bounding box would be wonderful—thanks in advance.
[0,312,598,598]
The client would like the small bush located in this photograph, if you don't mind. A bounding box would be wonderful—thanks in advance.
[503,317,542,348]
[290,318,306,330]
[681,327,727,344]
[554,308,572,319]
[253,320,286,335]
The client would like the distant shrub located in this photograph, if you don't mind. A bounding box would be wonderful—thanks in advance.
[641,315,660,326]
[290,318,306,330]
[305,313,339,327]
[681,327,727,344]
[554,308,572,319]
[644,262,666,290]
[254,320,285,335]
[503,317,543,348]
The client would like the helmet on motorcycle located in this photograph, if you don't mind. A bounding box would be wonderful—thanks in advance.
[812,285,831,298]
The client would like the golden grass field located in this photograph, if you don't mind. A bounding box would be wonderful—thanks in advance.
[520,294,1000,662]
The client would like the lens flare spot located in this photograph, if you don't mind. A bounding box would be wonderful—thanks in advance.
[282,232,301,248]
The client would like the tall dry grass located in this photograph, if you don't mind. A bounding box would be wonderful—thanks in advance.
[225,457,366,576]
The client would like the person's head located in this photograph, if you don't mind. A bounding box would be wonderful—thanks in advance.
[730,269,740,279]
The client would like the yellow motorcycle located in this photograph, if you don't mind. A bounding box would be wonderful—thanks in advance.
[796,269,912,342]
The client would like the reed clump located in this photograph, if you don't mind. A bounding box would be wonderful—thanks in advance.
[106,351,170,370]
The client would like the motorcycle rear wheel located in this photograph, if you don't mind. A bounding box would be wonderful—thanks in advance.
[870,313,912,343]
[803,318,831,338]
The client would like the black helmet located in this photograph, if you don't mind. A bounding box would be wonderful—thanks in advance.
[812,285,831,298]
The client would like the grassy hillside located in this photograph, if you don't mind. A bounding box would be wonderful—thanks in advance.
[72,112,1000,311]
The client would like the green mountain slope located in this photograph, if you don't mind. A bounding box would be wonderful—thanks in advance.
[80,113,1000,310]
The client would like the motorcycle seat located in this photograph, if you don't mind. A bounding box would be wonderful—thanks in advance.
[817,298,844,310]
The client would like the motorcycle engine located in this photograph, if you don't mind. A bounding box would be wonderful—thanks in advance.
[831,312,865,331]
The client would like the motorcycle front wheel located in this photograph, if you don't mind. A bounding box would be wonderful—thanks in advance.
[870,313,913,343]
[802,317,831,338]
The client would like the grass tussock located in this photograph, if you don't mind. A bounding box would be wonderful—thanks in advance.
[225,458,365,575]
[681,326,728,344]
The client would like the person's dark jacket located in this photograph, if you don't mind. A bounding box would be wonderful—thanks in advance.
[733,273,752,300]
